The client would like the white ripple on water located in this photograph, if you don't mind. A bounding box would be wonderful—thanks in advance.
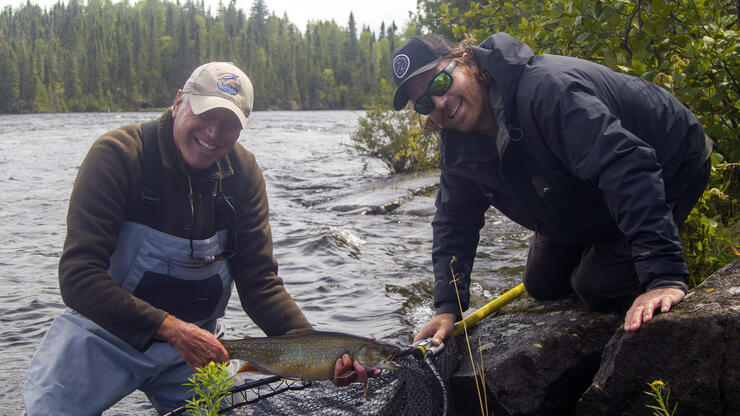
[329,226,365,251]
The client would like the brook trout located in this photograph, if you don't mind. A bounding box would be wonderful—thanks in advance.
[220,330,400,381]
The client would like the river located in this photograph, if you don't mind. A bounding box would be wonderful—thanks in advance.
[0,110,529,414]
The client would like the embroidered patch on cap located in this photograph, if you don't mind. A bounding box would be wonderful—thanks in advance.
[393,54,410,80]
[217,73,240,95]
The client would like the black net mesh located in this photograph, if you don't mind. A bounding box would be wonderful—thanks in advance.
[221,337,461,416]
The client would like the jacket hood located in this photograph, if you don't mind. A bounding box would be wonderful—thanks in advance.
[471,33,534,122]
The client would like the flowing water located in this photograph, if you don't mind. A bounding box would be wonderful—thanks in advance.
[0,110,529,414]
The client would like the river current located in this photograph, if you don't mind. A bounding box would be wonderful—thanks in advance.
[0,110,529,414]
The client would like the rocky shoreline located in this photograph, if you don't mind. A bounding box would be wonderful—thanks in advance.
[443,259,739,416]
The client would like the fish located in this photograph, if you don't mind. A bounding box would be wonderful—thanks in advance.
[220,330,401,381]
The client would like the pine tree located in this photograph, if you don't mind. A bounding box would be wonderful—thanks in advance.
[0,34,20,112]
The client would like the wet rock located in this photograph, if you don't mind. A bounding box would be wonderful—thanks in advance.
[577,259,740,416]
[449,294,621,415]
[361,183,439,215]
[323,172,438,214]
[447,259,739,416]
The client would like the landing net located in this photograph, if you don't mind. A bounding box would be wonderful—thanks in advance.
[224,337,461,416]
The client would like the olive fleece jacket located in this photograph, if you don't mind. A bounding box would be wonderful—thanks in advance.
[59,109,312,351]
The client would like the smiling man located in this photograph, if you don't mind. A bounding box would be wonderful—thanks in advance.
[23,62,371,415]
[391,34,713,346]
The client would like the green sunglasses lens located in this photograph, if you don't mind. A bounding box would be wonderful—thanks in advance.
[428,72,452,96]
[413,65,454,115]
[414,95,434,114]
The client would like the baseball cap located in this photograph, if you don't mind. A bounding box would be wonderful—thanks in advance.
[182,62,254,129]
[391,34,454,111]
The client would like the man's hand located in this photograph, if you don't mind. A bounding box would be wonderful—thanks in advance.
[624,288,685,332]
[413,313,456,346]
[332,354,381,387]
[155,315,229,369]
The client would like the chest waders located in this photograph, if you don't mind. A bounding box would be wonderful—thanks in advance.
[23,121,235,416]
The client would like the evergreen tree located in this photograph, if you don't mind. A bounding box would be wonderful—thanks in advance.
[0,0,405,113]
[0,34,20,112]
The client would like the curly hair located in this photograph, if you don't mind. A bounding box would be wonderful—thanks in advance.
[446,34,477,59]
[446,34,492,86]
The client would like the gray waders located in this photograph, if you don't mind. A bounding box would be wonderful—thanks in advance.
[23,222,233,415]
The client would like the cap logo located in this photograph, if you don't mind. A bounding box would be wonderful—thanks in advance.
[393,54,410,79]
[217,72,240,95]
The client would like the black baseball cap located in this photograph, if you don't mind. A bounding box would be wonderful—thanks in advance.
[391,34,455,111]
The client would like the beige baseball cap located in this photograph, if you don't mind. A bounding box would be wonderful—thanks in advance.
[182,62,254,129]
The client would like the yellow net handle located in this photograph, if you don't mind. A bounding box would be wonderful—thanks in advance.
[450,283,526,337]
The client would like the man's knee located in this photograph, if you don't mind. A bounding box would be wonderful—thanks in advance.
[571,273,639,312]
[524,233,585,300]
[569,241,639,311]
[523,270,575,301]
[141,358,194,414]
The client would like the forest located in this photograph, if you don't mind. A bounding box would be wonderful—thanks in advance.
[0,0,406,112]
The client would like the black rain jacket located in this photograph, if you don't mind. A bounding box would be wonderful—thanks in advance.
[432,33,713,316]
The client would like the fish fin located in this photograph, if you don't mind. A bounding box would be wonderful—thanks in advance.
[378,361,400,371]
[336,358,355,380]
[363,380,369,397]
[236,362,263,373]
[242,334,251,339]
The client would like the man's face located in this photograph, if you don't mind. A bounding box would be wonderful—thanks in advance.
[171,91,242,170]
[405,58,488,133]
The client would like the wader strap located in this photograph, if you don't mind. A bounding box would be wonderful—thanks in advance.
[136,120,161,226]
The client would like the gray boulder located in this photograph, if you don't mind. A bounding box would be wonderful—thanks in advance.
[577,259,739,416]
[449,295,621,415]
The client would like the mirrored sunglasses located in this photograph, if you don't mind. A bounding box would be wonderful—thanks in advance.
[413,60,458,115]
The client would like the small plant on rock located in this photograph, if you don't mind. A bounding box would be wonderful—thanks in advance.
[183,361,233,416]
[644,379,678,416]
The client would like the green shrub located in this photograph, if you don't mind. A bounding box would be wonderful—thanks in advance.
[350,106,440,173]
[680,156,739,286]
